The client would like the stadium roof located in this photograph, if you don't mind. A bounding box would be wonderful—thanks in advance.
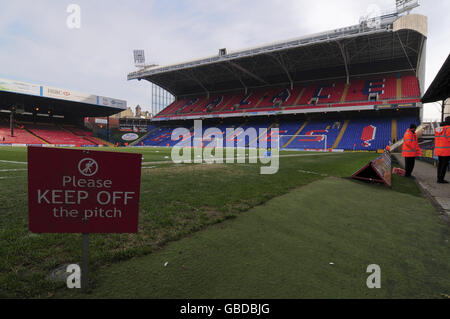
[422,53,450,103]
[128,13,427,98]
[0,78,127,118]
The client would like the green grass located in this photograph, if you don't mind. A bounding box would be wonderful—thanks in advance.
[58,177,449,299]
[0,147,446,299]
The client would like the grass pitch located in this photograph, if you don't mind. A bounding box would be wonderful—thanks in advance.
[0,147,448,298]
[66,177,449,299]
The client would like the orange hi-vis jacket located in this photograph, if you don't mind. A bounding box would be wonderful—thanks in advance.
[402,129,422,157]
[435,125,450,157]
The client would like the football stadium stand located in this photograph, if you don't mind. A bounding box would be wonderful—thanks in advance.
[2,4,425,151]
[0,120,109,146]
[128,7,427,153]
[138,114,419,151]
[151,73,420,120]
[25,124,97,146]
[0,78,127,146]
[0,120,43,145]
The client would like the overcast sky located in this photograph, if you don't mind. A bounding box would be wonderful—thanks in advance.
[0,0,448,120]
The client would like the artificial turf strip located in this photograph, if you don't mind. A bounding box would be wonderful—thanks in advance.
[65,177,449,299]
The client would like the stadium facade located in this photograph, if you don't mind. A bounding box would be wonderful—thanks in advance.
[128,6,428,152]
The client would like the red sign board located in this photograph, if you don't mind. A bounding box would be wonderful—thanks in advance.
[28,147,142,233]
[351,151,392,187]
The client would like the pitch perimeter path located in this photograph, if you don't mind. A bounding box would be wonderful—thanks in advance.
[394,154,450,218]
[62,177,450,299]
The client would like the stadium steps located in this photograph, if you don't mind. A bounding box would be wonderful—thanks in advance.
[282,121,309,148]
[247,123,275,148]
[391,119,398,143]
[186,97,208,114]
[88,136,113,146]
[130,127,160,146]
[59,125,102,146]
[254,94,267,108]
[397,78,402,99]
[340,84,350,103]
[61,124,111,146]
[216,95,237,112]
[60,125,88,138]
[22,126,50,144]
[83,136,104,146]
[292,88,306,106]
[332,120,350,149]
[61,126,81,136]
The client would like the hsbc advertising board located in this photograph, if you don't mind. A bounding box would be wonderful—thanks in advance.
[28,147,142,234]
[0,78,128,109]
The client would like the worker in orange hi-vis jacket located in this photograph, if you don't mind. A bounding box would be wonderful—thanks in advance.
[435,116,450,184]
[402,124,422,178]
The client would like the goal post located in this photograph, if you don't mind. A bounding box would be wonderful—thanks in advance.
[278,135,328,151]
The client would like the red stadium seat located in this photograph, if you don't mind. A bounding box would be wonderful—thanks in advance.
[153,73,421,119]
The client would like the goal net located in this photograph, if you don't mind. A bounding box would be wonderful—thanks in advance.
[278,135,328,151]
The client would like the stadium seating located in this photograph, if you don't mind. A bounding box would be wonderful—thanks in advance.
[401,75,421,98]
[155,73,421,120]
[64,126,109,146]
[0,122,44,145]
[140,116,418,151]
[289,120,343,149]
[67,126,94,137]
[0,120,105,146]
[26,125,98,146]
[141,126,178,147]
[337,118,392,151]
[397,117,421,141]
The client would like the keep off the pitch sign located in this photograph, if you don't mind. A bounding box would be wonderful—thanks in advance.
[28,147,142,233]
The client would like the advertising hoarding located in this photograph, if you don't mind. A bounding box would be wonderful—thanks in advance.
[0,78,41,96]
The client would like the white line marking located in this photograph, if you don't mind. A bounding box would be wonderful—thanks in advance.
[298,169,328,177]
[0,160,28,165]
[0,152,344,168]
[0,169,27,172]
[141,152,339,165]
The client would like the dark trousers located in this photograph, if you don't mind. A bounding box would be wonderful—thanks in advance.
[437,156,450,182]
[404,157,416,177]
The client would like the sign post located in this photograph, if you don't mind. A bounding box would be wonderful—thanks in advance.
[28,147,142,292]
[81,234,90,292]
